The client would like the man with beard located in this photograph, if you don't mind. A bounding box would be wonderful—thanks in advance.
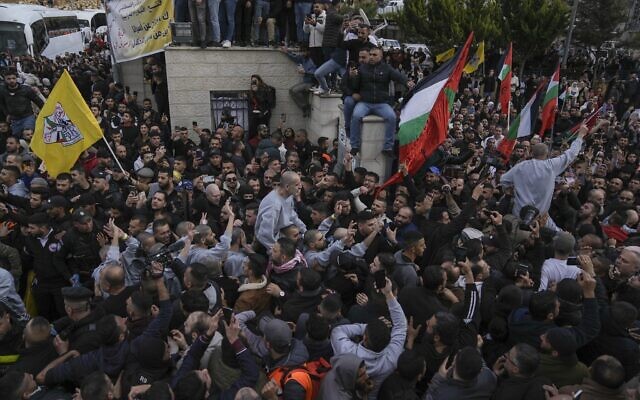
[149,168,183,217]
[405,262,479,384]
[0,68,44,135]
[352,210,395,265]
[318,353,373,399]
[575,200,602,235]
[255,171,307,255]
[185,200,234,266]
[491,343,550,399]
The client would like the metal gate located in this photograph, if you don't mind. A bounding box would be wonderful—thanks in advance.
[210,91,250,132]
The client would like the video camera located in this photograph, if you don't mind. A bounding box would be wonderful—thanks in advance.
[144,241,185,278]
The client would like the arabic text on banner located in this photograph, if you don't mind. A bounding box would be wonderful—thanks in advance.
[106,0,174,63]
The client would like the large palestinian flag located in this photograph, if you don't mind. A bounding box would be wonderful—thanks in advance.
[497,80,546,159]
[380,33,474,189]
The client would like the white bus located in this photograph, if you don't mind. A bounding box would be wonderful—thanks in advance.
[73,9,107,43]
[0,4,85,58]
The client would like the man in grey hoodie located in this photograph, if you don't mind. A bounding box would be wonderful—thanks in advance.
[392,230,425,289]
[319,353,373,399]
[331,277,407,399]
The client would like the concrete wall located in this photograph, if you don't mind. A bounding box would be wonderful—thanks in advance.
[164,47,306,132]
[162,46,394,180]
[119,58,154,106]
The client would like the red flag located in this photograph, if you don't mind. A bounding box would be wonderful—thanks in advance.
[378,33,475,191]
[498,43,512,116]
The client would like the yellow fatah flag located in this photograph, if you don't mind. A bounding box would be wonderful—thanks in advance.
[463,41,485,74]
[31,70,103,178]
[435,48,455,63]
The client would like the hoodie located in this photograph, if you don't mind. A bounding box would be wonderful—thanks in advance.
[319,353,365,400]
[391,251,419,290]
[331,297,407,399]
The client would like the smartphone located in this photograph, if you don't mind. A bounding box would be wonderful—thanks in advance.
[192,121,198,127]
[128,185,138,196]
[567,257,579,265]
[374,269,386,290]
[280,113,286,123]
[222,307,233,325]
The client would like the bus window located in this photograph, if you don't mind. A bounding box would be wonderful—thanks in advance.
[0,22,28,55]
[44,17,79,38]
[30,20,47,54]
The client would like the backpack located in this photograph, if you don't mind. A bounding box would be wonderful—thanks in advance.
[268,357,332,400]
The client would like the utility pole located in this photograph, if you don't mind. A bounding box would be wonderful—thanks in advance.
[562,0,580,68]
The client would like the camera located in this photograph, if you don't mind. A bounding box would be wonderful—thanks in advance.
[144,241,185,278]
[519,205,539,231]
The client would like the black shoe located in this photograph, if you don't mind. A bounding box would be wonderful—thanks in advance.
[381,149,395,158]
[199,41,206,49]
[210,41,222,47]
[350,147,360,156]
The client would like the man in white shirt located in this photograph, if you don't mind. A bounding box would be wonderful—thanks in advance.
[539,232,582,291]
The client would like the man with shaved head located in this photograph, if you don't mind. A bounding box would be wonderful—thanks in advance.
[500,125,588,229]
[255,170,307,255]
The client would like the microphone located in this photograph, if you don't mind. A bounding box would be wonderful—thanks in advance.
[166,240,185,252]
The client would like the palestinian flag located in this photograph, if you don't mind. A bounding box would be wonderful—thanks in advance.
[538,64,560,137]
[498,43,512,115]
[562,104,604,143]
[379,33,474,190]
[497,79,546,160]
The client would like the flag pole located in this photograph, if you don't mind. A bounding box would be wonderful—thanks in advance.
[101,136,127,175]
[507,101,511,131]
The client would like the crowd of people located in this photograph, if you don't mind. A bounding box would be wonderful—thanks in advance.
[1,3,640,400]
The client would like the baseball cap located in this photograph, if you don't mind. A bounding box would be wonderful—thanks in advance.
[44,195,69,210]
[71,208,92,223]
[259,317,292,351]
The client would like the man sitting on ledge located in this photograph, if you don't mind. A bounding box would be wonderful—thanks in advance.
[348,47,414,157]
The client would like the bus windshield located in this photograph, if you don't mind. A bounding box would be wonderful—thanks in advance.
[44,16,80,38]
[0,22,28,55]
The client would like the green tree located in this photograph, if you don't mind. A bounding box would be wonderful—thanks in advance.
[502,0,569,76]
[396,0,503,53]
[572,0,628,48]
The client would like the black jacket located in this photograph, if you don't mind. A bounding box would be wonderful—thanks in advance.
[57,227,102,279]
[0,84,44,118]
[24,232,71,287]
[11,339,58,376]
[351,61,407,105]
[281,287,323,323]
[53,307,105,354]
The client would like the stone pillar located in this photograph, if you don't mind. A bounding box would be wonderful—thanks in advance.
[358,115,393,180]
[305,92,343,144]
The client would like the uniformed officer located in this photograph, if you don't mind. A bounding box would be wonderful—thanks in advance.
[56,208,102,284]
[52,286,104,354]
[24,213,71,322]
